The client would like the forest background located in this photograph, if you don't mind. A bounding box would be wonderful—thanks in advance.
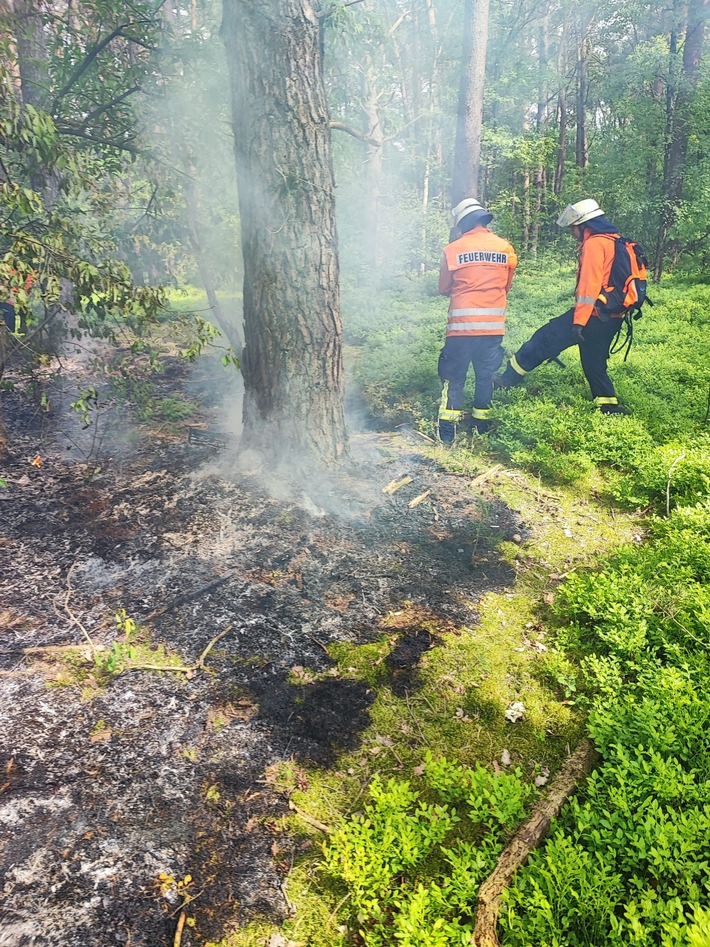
[3,0,710,945]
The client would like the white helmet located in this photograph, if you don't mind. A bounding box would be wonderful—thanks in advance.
[556,199,604,228]
[452,197,492,227]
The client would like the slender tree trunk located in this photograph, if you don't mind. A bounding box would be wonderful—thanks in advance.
[554,89,567,196]
[184,170,243,357]
[221,0,347,466]
[452,0,490,202]
[360,56,384,272]
[532,167,544,255]
[0,324,11,459]
[11,0,48,109]
[522,168,531,251]
[655,0,706,279]
[537,18,549,132]
[575,28,589,169]
[420,0,442,271]
[554,28,568,196]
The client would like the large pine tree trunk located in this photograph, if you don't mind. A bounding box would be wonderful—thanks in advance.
[221,0,347,466]
[452,0,490,203]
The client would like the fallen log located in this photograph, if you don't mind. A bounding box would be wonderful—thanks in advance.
[471,738,599,947]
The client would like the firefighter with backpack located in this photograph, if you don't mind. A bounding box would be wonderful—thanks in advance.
[495,198,649,414]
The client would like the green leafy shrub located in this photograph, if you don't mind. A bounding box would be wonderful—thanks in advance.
[501,506,710,947]
[490,399,596,484]
[322,755,532,947]
[610,436,710,511]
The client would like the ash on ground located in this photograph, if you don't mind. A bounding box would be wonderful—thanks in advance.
[0,356,523,947]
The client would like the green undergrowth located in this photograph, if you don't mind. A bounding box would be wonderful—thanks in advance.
[210,267,710,946]
[210,459,637,947]
[50,610,186,691]
[500,499,710,945]
[350,264,710,511]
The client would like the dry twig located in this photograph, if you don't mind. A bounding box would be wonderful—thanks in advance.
[173,910,186,947]
[125,625,235,675]
[288,799,332,833]
[144,571,238,621]
[383,475,413,494]
[55,562,100,656]
[408,490,431,508]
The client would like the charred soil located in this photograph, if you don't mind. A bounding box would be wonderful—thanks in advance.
[0,356,526,947]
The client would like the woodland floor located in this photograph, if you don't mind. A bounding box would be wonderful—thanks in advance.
[0,351,537,947]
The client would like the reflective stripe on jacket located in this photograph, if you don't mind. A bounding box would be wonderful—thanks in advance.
[439,228,517,337]
[574,231,620,327]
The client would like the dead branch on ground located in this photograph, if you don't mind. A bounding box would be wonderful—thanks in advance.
[122,625,235,676]
[54,563,100,656]
[288,799,332,833]
[144,571,239,620]
[471,738,599,947]
[173,910,186,947]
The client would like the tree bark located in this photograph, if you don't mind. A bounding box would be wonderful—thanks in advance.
[11,0,49,110]
[221,0,347,466]
[575,28,589,169]
[452,0,491,203]
[654,0,707,279]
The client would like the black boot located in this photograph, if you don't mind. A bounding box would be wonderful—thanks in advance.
[600,403,630,415]
[438,420,456,445]
[493,363,525,389]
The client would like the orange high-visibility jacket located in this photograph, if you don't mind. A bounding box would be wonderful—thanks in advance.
[439,227,517,337]
[3,271,34,307]
[573,230,621,327]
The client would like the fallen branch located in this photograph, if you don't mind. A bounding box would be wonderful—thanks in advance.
[124,625,235,676]
[0,643,107,656]
[471,738,599,947]
[383,476,413,495]
[469,465,503,489]
[54,563,100,656]
[144,572,238,621]
[288,799,332,833]
[409,490,431,508]
[173,910,186,947]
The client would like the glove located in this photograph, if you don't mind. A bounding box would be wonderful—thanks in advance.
[572,323,585,344]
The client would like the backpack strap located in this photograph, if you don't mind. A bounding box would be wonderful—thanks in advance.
[610,312,634,362]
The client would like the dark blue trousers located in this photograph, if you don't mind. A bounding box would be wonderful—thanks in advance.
[1,303,15,332]
[438,335,505,411]
[515,308,621,400]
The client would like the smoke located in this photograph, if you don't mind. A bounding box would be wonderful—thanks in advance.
[128,1,450,502]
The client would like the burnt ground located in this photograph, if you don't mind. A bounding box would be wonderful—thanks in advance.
[0,353,525,947]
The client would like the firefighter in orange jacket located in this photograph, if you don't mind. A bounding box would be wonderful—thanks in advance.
[437,198,518,444]
[496,199,629,414]
[1,269,34,333]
